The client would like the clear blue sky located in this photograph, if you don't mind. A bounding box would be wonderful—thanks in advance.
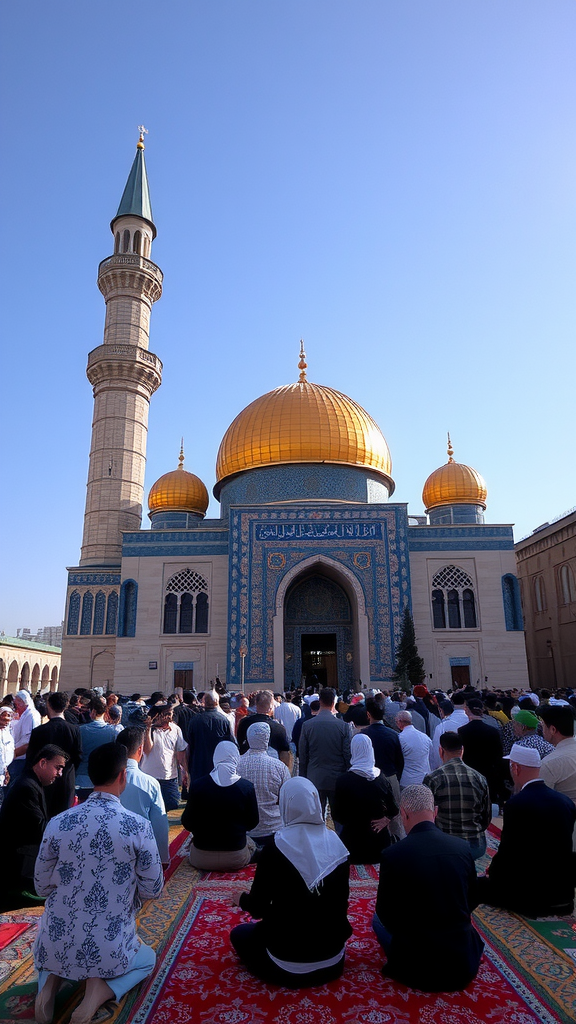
[1,1,575,635]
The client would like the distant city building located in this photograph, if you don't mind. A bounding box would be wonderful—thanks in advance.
[15,623,63,648]
[515,509,576,690]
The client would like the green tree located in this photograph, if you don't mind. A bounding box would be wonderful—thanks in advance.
[392,606,425,688]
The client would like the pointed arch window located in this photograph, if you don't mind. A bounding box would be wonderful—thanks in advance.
[502,574,523,630]
[114,232,121,254]
[163,569,210,634]
[93,591,106,635]
[122,229,130,253]
[179,593,194,633]
[533,576,546,613]
[195,592,209,633]
[432,589,446,628]
[133,230,142,255]
[431,565,478,630]
[105,591,118,634]
[560,564,576,606]
[118,580,138,637]
[67,591,80,635]
[80,591,94,635]
[163,593,178,634]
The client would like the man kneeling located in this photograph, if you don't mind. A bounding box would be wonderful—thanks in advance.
[373,784,483,991]
[34,742,164,1024]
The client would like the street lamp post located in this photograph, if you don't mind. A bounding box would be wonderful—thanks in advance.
[239,642,247,694]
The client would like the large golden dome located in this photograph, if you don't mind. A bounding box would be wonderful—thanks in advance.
[215,347,394,494]
[422,437,487,511]
[148,448,209,517]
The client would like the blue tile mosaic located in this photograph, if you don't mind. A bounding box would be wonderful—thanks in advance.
[227,503,412,687]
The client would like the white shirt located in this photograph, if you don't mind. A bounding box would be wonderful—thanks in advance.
[141,722,187,781]
[11,705,41,759]
[398,724,433,787]
[430,709,469,770]
[34,792,163,981]
[0,727,15,785]
[274,701,301,741]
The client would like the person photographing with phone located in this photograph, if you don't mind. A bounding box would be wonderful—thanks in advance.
[140,703,188,811]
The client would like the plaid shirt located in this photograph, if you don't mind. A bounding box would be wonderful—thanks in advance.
[423,758,491,842]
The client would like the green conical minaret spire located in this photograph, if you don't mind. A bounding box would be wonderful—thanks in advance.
[112,128,156,237]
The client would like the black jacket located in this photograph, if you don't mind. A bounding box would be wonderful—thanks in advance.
[0,769,48,884]
[182,774,258,850]
[332,770,398,863]
[477,780,576,915]
[187,709,233,782]
[377,821,483,991]
[26,717,82,816]
[458,718,503,801]
[362,722,404,780]
[239,842,352,963]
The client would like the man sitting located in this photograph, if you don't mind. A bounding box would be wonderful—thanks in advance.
[373,784,483,991]
[0,744,68,911]
[117,726,170,867]
[33,742,164,1024]
[238,722,291,847]
[476,743,576,916]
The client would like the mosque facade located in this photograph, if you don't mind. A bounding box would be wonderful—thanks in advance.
[60,140,528,695]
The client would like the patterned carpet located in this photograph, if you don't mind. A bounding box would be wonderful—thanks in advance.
[0,820,574,1024]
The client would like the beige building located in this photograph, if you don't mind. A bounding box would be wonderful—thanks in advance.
[0,637,61,699]
[515,509,576,689]
[60,138,529,696]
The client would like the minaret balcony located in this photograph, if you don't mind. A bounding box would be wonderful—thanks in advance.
[87,343,163,395]
[98,253,163,303]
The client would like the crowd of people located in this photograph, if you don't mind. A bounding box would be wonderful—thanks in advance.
[0,678,575,1021]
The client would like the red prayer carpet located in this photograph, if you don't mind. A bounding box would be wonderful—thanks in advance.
[0,824,573,1023]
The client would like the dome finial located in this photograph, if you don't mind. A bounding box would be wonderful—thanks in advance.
[178,438,185,469]
[298,339,308,383]
[447,432,454,463]
[137,124,148,150]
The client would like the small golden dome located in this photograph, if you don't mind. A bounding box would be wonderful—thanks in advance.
[422,435,487,511]
[215,344,394,494]
[148,445,209,517]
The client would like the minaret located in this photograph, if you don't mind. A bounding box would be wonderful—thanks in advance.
[80,129,163,565]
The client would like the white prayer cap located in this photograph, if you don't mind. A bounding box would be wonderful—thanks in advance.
[504,743,541,768]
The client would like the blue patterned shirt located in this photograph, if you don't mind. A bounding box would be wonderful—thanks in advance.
[33,791,163,980]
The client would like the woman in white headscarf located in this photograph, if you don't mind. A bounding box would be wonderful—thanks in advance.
[332,733,398,863]
[182,740,259,870]
[231,776,352,986]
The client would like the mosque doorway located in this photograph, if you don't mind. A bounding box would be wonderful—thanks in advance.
[301,633,338,689]
[283,571,355,691]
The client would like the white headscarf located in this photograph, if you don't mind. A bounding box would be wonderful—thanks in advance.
[210,741,241,787]
[349,733,380,780]
[274,777,349,891]
[16,690,35,710]
[246,721,270,751]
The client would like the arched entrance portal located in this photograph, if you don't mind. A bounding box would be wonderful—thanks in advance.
[283,572,354,691]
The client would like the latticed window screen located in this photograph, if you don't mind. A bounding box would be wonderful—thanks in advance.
[166,569,208,594]
[432,566,474,590]
[431,565,477,629]
[164,569,209,634]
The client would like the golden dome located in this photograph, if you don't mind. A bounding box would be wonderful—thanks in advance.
[422,436,487,511]
[148,446,209,517]
[215,343,394,494]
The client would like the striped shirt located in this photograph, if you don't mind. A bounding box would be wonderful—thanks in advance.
[423,758,491,842]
